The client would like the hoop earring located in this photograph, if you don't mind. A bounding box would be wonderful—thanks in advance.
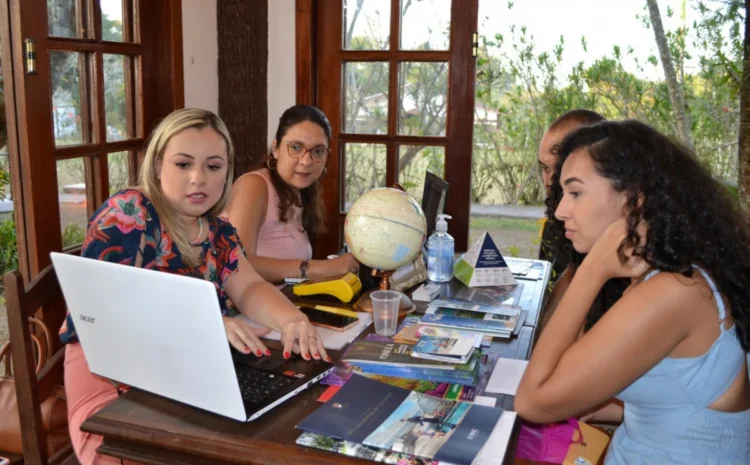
[266,157,278,170]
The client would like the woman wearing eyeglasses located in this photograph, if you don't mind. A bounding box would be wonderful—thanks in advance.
[225,104,359,285]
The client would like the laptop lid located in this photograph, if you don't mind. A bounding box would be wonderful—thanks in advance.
[51,252,249,421]
[421,170,449,238]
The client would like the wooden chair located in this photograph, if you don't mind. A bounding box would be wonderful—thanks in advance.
[3,266,79,465]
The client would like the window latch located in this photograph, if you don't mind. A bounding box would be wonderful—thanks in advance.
[24,38,37,75]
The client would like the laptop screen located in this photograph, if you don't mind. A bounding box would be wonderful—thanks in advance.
[421,170,449,238]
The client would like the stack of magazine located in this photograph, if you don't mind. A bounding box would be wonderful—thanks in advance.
[342,336,480,386]
[297,375,503,465]
[421,300,526,339]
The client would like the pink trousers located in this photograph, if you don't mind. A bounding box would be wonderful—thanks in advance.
[64,343,142,465]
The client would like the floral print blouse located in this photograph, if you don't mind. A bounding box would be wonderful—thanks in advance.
[60,189,243,344]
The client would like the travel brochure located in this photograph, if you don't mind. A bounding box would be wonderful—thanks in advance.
[341,336,480,386]
[296,431,439,465]
[297,374,503,465]
[412,335,476,364]
[421,306,526,338]
[343,339,465,370]
[394,317,486,348]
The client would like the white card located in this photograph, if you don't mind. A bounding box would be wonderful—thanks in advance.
[485,358,529,395]
[473,395,497,407]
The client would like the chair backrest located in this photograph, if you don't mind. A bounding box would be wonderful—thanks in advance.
[4,265,73,465]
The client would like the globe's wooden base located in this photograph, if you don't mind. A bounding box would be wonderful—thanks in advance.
[353,289,416,317]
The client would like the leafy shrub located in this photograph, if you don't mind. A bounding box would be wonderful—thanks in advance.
[62,223,86,248]
[0,219,18,278]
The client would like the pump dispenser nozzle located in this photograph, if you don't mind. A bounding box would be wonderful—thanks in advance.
[436,214,452,233]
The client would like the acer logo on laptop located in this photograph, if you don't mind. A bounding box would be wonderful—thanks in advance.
[79,315,96,324]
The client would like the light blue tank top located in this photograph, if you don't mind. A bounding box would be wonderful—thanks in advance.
[605,267,750,465]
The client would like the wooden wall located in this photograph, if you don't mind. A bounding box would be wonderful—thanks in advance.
[217,0,269,178]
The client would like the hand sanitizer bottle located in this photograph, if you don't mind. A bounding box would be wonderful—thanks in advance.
[427,214,454,282]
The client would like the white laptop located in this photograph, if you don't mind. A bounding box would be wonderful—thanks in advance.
[50,252,334,422]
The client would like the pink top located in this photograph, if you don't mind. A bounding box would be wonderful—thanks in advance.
[238,168,313,261]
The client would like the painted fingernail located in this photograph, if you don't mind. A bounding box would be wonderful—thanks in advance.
[256,350,262,356]
[244,346,250,353]
[265,350,272,356]
[326,356,332,362]
[284,351,290,359]
[303,354,310,360]
[313,353,320,359]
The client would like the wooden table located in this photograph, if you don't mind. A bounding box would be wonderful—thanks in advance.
[82,258,551,465]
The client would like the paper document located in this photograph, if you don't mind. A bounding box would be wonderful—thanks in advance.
[238,312,372,351]
[441,411,517,465]
[485,358,528,395]
[473,396,497,407]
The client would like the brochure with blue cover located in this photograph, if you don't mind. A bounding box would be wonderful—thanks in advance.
[420,310,516,336]
[412,335,475,364]
[297,374,503,465]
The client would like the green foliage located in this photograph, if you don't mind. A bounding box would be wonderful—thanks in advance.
[507,245,521,258]
[469,216,539,232]
[0,219,18,277]
[0,167,9,201]
[468,1,743,205]
[62,222,85,248]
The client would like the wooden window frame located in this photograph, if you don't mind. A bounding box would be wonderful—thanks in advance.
[296,0,478,257]
[0,0,184,281]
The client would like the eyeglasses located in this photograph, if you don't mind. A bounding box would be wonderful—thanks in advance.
[286,142,329,162]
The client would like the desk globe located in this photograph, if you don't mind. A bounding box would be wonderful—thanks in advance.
[344,187,427,314]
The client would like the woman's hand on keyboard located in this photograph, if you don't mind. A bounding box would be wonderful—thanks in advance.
[280,319,330,362]
[223,316,272,357]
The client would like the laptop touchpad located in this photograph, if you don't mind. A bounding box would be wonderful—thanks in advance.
[233,350,286,370]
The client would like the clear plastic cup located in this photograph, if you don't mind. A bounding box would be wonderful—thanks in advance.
[370,290,401,337]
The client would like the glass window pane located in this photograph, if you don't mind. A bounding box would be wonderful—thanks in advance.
[343,62,389,134]
[101,0,124,42]
[108,151,130,194]
[104,54,127,141]
[400,0,450,50]
[398,62,448,136]
[0,42,15,272]
[343,143,386,211]
[397,145,445,204]
[343,0,390,50]
[50,51,86,147]
[0,39,11,210]
[47,0,85,38]
[57,158,89,248]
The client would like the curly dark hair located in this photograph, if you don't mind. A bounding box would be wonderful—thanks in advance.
[545,119,750,351]
[267,104,331,242]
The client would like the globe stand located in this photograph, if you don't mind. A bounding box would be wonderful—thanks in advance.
[353,269,416,317]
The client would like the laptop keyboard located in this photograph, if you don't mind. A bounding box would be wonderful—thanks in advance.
[236,365,295,404]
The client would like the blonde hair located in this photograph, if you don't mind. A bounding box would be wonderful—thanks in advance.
[138,108,235,266]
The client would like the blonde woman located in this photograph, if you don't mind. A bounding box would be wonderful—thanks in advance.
[59,109,328,465]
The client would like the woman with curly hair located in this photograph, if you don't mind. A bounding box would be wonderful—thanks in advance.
[515,120,750,464]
